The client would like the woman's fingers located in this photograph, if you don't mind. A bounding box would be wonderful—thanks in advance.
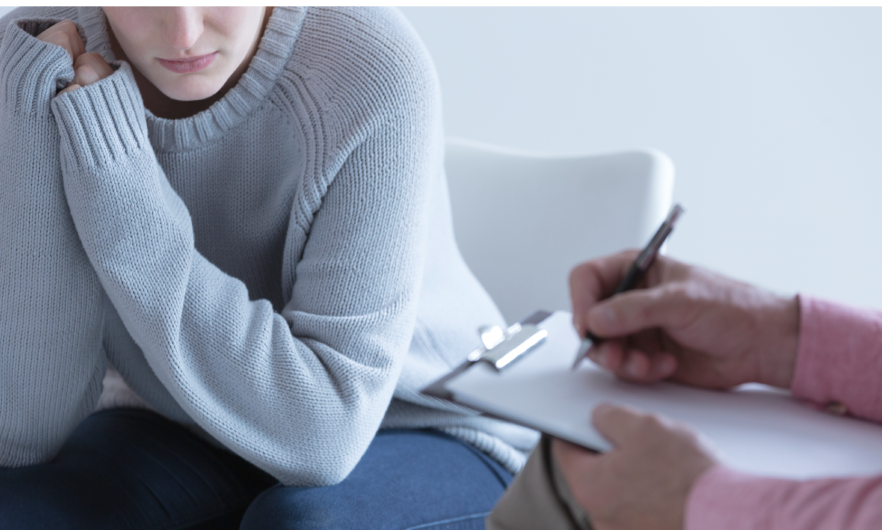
[63,54,114,94]
[58,83,82,95]
[73,53,114,86]
[35,21,104,97]
[36,20,85,61]
[73,65,99,87]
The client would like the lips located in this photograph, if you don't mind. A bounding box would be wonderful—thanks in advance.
[157,52,217,74]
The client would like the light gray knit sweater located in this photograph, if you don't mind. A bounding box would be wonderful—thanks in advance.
[0,6,538,486]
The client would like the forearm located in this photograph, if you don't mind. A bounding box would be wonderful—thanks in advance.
[51,62,436,485]
[687,466,882,530]
[0,18,106,467]
[685,298,882,528]
[791,295,882,422]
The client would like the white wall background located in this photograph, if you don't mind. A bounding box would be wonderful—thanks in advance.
[398,7,882,309]
[3,6,881,308]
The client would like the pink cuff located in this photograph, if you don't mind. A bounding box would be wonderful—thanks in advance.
[685,296,882,530]
[685,466,788,530]
[686,465,882,530]
[792,295,882,422]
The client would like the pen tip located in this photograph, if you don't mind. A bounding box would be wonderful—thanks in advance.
[571,338,593,370]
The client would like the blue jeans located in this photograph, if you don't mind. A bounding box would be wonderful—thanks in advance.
[0,409,512,529]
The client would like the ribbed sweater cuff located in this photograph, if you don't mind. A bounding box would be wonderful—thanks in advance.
[0,18,75,114]
[51,61,150,169]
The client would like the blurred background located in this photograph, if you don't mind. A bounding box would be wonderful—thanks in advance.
[4,6,882,308]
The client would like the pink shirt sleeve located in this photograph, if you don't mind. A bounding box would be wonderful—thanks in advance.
[686,467,882,530]
[686,295,882,530]
[791,296,882,422]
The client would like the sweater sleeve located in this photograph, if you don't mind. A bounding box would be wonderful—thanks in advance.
[50,57,439,486]
[0,18,106,467]
[686,295,882,529]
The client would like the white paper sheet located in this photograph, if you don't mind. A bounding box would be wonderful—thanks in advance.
[445,311,882,479]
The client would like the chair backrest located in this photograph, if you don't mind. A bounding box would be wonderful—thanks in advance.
[445,138,675,324]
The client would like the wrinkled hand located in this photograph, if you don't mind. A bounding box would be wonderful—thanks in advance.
[570,250,800,389]
[36,20,113,95]
[552,404,718,530]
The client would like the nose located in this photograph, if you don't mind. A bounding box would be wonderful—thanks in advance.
[163,7,203,52]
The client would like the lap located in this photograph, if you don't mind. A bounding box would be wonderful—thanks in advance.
[240,429,513,530]
[487,435,592,530]
[0,408,275,530]
[0,411,513,530]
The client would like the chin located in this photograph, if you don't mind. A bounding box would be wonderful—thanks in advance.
[152,74,226,103]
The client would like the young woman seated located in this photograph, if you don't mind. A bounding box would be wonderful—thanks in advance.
[0,7,536,529]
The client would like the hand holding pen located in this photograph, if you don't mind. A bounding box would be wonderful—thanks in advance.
[568,208,800,389]
[572,204,684,370]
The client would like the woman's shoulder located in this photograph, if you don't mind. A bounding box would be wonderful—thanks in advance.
[284,7,440,120]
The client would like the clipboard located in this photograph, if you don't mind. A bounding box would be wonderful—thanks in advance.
[422,310,882,480]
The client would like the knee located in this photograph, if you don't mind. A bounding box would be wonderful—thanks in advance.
[0,428,61,468]
[0,399,90,468]
[240,486,302,530]
[240,485,360,530]
[0,362,106,467]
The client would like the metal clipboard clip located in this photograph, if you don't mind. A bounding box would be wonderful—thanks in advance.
[465,322,548,371]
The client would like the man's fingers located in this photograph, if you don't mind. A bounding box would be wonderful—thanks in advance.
[591,403,651,448]
[626,350,677,381]
[587,285,695,338]
[570,250,639,336]
[588,342,624,373]
[592,344,678,382]
[651,352,677,378]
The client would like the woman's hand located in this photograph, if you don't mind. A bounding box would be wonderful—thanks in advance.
[552,404,718,530]
[570,250,800,389]
[36,20,113,95]
[35,20,83,61]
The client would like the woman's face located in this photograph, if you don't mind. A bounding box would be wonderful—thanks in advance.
[102,7,268,102]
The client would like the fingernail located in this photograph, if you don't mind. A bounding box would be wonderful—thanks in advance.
[59,84,80,95]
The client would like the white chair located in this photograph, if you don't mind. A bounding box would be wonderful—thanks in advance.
[445,138,675,325]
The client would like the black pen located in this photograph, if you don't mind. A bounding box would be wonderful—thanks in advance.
[571,204,685,370]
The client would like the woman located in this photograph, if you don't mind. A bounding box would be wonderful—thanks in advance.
[0,7,537,529]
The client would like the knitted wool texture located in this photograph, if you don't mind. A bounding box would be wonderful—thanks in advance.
[0,6,539,486]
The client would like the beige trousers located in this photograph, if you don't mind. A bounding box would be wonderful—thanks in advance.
[487,435,593,530]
